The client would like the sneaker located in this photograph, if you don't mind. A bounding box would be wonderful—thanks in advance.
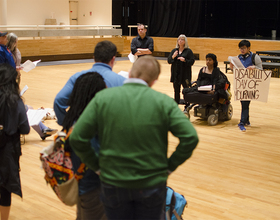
[41,128,58,140]
[244,122,251,127]
[238,124,246,132]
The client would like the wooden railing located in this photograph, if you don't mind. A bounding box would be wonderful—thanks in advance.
[0,25,122,38]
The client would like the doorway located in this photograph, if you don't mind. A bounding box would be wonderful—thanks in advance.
[69,1,78,25]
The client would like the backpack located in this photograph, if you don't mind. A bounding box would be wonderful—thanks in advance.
[216,70,232,103]
[165,186,187,220]
[251,53,256,65]
[39,127,85,206]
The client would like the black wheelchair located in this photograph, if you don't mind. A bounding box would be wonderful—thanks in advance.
[182,82,233,126]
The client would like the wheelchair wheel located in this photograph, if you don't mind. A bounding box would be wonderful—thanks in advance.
[208,114,218,126]
[226,104,233,120]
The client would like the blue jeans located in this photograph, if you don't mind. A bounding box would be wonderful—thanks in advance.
[100,182,166,220]
[240,101,250,125]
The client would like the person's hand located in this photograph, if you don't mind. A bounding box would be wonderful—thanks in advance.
[230,63,234,70]
[247,65,256,70]
[16,66,23,71]
[207,90,215,94]
[172,50,178,59]
[177,57,185,62]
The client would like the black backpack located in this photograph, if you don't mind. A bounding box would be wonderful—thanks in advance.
[251,53,256,65]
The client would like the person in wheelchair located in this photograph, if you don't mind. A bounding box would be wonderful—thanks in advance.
[182,53,232,125]
[183,53,220,95]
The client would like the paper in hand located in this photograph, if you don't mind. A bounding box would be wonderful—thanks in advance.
[228,56,245,69]
[21,59,41,72]
[26,109,47,126]
[20,85,28,96]
[118,71,129,78]
[198,85,212,91]
[128,53,137,63]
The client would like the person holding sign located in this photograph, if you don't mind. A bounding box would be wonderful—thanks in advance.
[230,40,263,132]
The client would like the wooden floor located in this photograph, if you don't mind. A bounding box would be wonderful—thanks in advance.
[9,59,280,220]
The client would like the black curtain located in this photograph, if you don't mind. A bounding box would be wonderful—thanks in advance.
[147,0,204,37]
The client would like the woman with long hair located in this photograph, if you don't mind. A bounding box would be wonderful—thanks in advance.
[0,64,30,220]
[183,53,228,101]
[6,33,21,83]
[168,34,195,105]
[6,33,57,140]
[62,71,107,220]
[196,53,220,93]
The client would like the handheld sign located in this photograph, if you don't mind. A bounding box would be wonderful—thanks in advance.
[233,68,271,102]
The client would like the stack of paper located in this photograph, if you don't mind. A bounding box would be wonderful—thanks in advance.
[198,85,212,91]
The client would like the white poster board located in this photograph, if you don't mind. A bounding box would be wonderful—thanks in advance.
[233,68,272,102]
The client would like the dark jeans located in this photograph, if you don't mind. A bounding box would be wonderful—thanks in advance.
[173,80,189,104]
[100,182,166,220]
[240,100,250,125]
[76,187,107,220]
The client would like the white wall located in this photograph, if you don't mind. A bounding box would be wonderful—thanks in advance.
[77,0,112,25]
[6,0,112,26]
[7,0,69,25]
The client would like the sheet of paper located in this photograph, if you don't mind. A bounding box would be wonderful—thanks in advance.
[21,59,41,72]
[20,85,28,96]
[118,71,129,78]
[128,52,137,63]
[27,109,47,126]
[197,85,212,91]
[228,56,245,69]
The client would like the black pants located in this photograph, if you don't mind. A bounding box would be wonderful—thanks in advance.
[173,80,189,104]
[0,186,11,206]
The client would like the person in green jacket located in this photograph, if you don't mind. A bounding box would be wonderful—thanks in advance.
[69,55,198,220]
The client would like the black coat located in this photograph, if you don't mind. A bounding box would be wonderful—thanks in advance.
[168,48,195,84]
[0,98,30,197]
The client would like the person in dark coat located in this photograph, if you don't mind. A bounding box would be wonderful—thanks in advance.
[168,34,195,105]
[0,63,30,220]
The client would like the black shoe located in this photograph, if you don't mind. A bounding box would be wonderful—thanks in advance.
[41,128,58,140]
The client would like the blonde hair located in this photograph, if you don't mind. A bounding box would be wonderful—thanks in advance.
[130,55,160,85]
[175,34,189,49]
[6,33,18,52]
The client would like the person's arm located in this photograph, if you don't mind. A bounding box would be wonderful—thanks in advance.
[134,37,154,55]
[0,50,6,64]
[69,97,100,171]
[53,75,76,125]
[252,54,263,70]
[167,101,198,172]
[136,48,152,55]
[182,48,195,66]
[131,38,138,55]
[196,68,203,87]
[167,49,177,64]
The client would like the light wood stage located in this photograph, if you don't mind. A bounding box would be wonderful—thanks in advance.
[9,59,280,220]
